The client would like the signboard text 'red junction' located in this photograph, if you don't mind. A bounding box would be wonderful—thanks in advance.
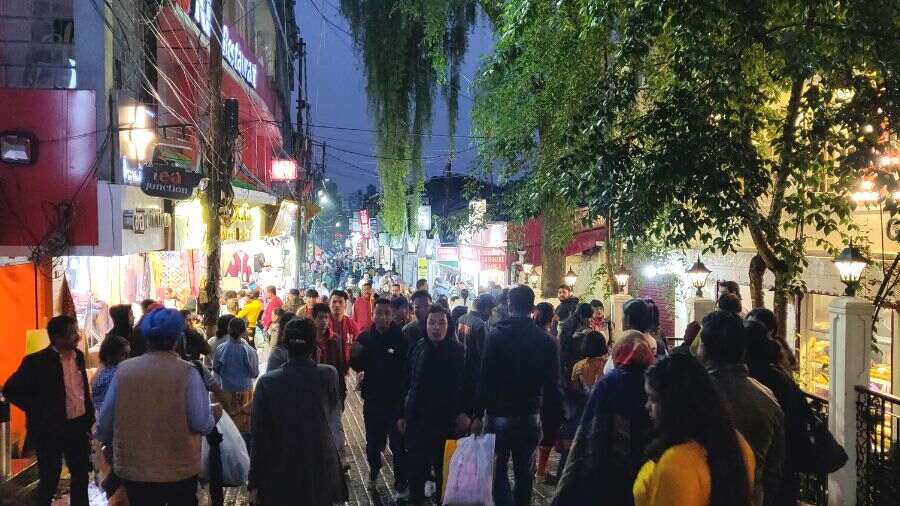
[140,164,202,200]
[191,0,258,89]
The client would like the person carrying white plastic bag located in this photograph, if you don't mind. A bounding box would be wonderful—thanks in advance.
[443,434,496,506]
[201,409,250,487]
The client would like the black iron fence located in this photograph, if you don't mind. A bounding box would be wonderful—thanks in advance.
[798,392,829,506]
[856,386,900,506]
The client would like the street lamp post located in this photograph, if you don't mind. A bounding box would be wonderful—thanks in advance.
[613,264,631,293]
[833,242,868,296]
[564,266,578,288]
[686,255,713,297]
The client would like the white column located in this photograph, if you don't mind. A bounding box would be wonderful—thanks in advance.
[827,296,874,506]
[609,293,631,340]
[688,297,715,325]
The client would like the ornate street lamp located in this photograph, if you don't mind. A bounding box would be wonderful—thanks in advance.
[613,265,631,293]
[686,255,713,297]
[564,267,578,287]
[834,242,868,296]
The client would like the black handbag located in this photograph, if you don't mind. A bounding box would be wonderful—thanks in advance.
[796,408,848,474]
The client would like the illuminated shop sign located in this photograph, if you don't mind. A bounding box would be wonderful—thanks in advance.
[191,0,258,89]
[123,208,172,234]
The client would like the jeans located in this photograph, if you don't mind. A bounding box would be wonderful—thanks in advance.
[122,475,198,506]
[363,405,407,489]
[485,415,542,506]
[34,418,92,506]
[406,420,450,504]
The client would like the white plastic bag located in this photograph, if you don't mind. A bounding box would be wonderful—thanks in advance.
[201,410,250,487]
[443,434,495,506]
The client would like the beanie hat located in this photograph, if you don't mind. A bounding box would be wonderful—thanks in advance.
[141,308,185,346]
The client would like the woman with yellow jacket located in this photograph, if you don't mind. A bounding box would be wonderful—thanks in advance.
[634,352,756,506]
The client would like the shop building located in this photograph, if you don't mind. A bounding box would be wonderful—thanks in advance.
[0,0,299,473]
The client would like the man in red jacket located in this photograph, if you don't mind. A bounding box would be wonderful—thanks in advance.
[352,282,376,332]
[328,289,359,367]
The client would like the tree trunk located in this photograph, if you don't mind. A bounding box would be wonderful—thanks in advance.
[772,271,790,341]
[604,215,618,295]
[748,254,767,309]
[541,206,566,299]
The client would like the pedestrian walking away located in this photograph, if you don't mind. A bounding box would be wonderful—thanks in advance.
[95,308,218,506]
[4,315,94,506]
[698,310,785,506]
[472,284,564,506]
[249,318,349,505]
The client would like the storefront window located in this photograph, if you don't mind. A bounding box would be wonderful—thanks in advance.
[0,1,76,88]
[798,293,894,398]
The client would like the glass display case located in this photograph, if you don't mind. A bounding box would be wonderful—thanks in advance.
[797,294,894,398]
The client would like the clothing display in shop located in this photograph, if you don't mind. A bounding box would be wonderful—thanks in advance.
[225,251,252,284]
[253,253,266,273]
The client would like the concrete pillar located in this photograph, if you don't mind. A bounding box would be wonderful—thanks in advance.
[609,293,631,340]
[827,296,873,506]
[688,297,715,325]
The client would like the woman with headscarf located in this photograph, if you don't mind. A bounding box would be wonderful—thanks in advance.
[552,330,656,506]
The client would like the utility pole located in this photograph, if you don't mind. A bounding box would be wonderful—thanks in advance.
[202,0,225,336]
[294,37,308,288]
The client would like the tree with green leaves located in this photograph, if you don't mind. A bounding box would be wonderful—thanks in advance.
[340,0,476,237]
[477,0,900,338]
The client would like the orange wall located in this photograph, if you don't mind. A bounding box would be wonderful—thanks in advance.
[0,263,53,446]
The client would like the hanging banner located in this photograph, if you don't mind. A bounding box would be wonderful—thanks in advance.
[140,164,202,200]
[417,257,428,280]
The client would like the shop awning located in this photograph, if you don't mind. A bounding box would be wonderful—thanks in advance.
[522,213,608,266]
[565,227,606,256]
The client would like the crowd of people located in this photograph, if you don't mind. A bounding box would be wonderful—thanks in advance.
[2,269,837,506]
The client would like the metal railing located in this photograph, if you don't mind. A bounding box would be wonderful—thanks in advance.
[856,386,900,506]
[798,391,829,506]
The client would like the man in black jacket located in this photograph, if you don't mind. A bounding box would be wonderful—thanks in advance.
[473,284,564,506]
[401,289,432,350]
[456,293,495,417]
[4,315,94,506]
[350,298,409,497]
[399,305,466,506]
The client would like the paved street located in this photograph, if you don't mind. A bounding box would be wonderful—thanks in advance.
[47,371,560,506]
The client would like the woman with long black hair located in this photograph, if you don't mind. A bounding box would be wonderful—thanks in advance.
[635,352,755,506]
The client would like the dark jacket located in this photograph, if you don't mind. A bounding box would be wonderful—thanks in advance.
[552,366,652,506]
[402,320,427,352]
[4,346,95,436]
[176,328,212,362]
[403,337,465,427]
[476,316,563,420]
[456,311,489,416]
[350,324,408,412]
[750,361,812,505]
[249,358,348,505]
[552,297,579,336]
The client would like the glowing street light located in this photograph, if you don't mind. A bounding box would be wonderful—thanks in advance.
[834,242,868,296]
[686,255,713,297]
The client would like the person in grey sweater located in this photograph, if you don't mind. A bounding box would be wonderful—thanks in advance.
[699,310,785,506]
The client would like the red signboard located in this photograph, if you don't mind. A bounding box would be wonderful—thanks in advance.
[0,89,98,247]
[480,247,507,271]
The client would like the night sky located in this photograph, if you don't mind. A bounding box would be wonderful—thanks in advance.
[293,0,495,196]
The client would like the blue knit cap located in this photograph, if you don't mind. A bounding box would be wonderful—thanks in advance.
[141,308,185,346]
